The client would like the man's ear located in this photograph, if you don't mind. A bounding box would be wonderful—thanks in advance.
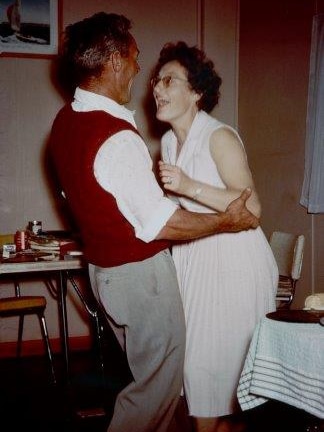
[111,51,122,72]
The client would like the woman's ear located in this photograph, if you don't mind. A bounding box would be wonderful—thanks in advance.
[193,92,202,107]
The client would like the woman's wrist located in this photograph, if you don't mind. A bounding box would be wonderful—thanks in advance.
[191,185,203,200]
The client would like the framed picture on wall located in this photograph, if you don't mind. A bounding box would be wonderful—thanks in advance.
[0,0,60,58]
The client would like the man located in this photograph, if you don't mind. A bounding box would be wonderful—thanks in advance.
[49,12,258,432]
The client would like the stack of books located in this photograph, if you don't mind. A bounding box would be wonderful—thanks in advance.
[29,235,80,257]
[29,236,60,253]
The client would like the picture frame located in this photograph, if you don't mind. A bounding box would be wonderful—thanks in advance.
[0,0,60,58]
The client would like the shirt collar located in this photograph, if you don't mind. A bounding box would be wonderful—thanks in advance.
[72,87,137,128]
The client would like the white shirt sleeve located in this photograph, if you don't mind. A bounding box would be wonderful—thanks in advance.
[94,130,178,242]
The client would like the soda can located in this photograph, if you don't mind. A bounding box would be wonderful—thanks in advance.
[15,230,27,251]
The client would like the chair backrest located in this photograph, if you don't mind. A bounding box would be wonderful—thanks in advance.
[269,231,305,281]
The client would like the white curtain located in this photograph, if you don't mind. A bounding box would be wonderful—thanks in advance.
[300,13,324,213]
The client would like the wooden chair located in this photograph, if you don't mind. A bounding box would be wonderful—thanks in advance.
[269,231,305,310]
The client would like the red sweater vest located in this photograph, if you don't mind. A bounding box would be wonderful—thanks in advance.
[49,105,170,267]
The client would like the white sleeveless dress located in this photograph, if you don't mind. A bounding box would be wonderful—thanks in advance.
[161,111,278,417]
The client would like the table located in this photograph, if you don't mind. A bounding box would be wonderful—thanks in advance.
[237,313,324,419]
[0,256,85,381]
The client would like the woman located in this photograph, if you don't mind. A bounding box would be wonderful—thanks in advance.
[151,41,278,432]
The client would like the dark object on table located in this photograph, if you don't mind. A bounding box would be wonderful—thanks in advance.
[267,309,324,324]
[0,251,58,263]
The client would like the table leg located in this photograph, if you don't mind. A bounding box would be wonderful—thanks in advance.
[65,271,105,381]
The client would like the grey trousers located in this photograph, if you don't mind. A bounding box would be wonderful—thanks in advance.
[88,249,186,432]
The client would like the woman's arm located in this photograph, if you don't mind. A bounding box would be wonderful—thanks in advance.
[159,127,261,217]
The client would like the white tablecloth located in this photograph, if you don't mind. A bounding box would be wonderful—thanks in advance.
[237,317,324,419]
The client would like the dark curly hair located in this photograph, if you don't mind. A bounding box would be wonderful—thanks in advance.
[152,41,222,113]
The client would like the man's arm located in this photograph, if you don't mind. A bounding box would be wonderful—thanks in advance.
[156,188,259,241]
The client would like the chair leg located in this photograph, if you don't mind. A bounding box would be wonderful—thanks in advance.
[17,315,24,357]
[38,314,56,385]
[93,311,105,383]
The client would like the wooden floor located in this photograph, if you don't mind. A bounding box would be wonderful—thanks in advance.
[1,323,322,432]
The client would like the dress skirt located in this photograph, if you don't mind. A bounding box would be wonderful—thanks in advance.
[172,227,278,417]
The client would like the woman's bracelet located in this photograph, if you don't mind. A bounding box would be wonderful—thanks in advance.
[192,187,202,200]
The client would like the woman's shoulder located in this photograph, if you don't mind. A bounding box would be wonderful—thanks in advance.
[198,111,231,135]
[201,112,237,133]
[204,114,243,146]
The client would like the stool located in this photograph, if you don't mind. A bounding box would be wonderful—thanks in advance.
[0,281,56,384]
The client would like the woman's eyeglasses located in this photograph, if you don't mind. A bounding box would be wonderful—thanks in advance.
[150,75,188,89]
